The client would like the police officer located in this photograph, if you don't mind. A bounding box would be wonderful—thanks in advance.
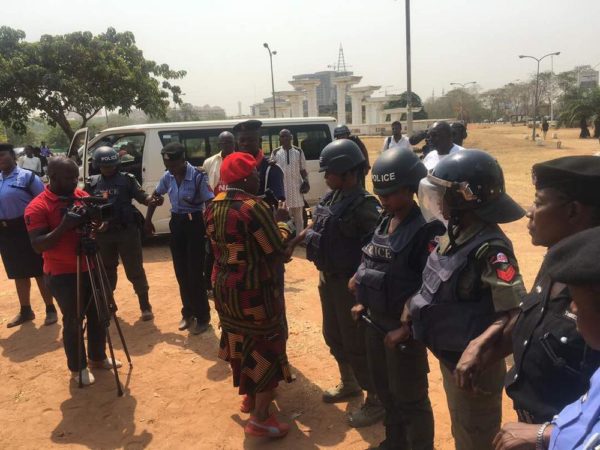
[334,124,370,187]
[459,155,600,425]
[407,149,527,450]
[295,139,384,427]
[350,148,445,449]
[494,226,600,450]
[145,142,214,335]
[85,146,154,321]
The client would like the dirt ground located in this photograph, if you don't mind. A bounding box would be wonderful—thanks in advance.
[1,125,598,450]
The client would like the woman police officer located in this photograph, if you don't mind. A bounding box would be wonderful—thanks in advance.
[403,149,527,450]
[457,156,600,425]
[290,138,384,427]
[494,226,600,450]
[350,148,445,450]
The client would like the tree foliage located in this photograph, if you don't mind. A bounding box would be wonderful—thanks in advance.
[0,27,186,140]
[559,87,600,126]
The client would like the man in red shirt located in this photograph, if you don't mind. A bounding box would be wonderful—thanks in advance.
[25,156,120,386]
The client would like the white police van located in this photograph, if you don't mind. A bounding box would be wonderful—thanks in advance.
[67,117,336,234]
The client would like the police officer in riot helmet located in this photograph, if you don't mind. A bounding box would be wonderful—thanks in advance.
[402,149,527,450]
[85,146,155,321]
[350,148,445,450]
[333,124,371,187]
[289,138,384,427]
[458,156,600,428]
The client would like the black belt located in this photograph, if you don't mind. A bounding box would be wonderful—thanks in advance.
[172,211,203,220]
[0,217,25,230]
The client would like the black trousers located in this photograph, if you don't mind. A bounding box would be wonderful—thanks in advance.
[366,309,434,450]
[169,212,210,322]
[96,224,150,309]
[48,273,107,372]
[319,271,373,392]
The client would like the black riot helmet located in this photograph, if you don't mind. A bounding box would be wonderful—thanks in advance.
[371,148,427,195]
[334,124,351,138]
[92,146,120,169]
[422,149,524,224]
[319,139,365,174]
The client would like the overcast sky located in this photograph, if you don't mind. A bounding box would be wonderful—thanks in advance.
[3,0,600,115]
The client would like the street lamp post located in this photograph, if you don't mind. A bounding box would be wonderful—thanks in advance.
[263,43,277,118]
[449,81,477,122]
[518,51,560,140]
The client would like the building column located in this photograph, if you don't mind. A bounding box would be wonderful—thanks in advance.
[289,79,321,117]
[333,76,362,124]
[305,84,319,116]
[350,92,364,126]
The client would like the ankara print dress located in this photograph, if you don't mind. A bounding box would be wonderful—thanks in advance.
[205,190,293,395]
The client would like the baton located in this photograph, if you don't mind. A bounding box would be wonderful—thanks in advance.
[359,312,407,350]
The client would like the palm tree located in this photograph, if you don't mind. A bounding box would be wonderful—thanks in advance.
[559,87,600,128]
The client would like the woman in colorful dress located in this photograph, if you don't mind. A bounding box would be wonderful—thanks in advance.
[204,152,293,438]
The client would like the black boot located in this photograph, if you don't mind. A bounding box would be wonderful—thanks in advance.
[138,292,154,321]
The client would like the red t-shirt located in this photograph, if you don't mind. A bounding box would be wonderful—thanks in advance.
[24,186,90,275]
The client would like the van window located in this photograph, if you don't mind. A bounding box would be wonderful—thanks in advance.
[88,133,146,183]
[159,130,228,166]
[259,124,331,160]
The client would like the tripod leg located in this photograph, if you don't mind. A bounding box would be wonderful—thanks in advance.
[104,327,123,396]
[95,253,132,367]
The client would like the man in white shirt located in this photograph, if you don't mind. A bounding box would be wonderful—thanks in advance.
[422,121,464,170]
[202,131,235,193]
[18,146,43,176]
[381,121,412,152]
[271,129,308,232]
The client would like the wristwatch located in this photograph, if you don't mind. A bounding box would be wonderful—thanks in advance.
[536,422,551,450]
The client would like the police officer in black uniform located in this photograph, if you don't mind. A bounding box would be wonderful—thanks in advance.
[293,139,384,427]
[350,148,445,450]
[334,125,371,187]
[459,155,600,425]
[407,149,527,450]
[85,146,154,321]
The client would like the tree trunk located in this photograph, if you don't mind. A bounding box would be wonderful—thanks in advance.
[47,111,74,141]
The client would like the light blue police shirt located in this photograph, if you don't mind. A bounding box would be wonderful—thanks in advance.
[155,162,214,214]
[0,166,44,220]
[549,367,600,449]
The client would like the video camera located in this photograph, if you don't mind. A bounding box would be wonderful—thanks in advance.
[63,196,115,223]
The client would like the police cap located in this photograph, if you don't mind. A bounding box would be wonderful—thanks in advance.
[233,119,262,133]
[92,146,120,169]
[532,155,600,206]
[334,124,351,137]
[160,142,186,161]
[545,226,600,286]
[371,148,426,195]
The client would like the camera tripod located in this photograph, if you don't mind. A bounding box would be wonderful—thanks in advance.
[76,226,132,396]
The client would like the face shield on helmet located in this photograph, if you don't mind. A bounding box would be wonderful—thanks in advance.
[418,177,446,225]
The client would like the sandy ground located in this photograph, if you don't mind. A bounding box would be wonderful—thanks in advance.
[1,124,599,450]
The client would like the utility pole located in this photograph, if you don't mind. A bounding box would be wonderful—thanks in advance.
[405,0,413,134]
[263,43,277,118]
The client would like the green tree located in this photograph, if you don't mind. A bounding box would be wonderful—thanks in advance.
[0,27,186,140]
[559,87,600,126]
